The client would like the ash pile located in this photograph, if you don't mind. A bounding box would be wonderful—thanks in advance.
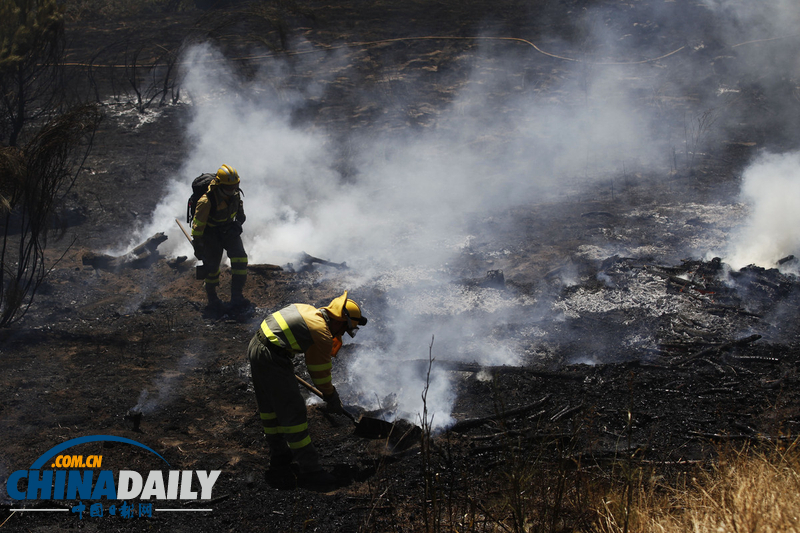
[441,254,800,466]
[648,256,800,356]
[538,254,800,366]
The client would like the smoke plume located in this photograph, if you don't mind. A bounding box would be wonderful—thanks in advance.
[725,151,800,269]
[131,0,800,428]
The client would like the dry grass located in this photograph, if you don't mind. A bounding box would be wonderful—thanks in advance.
[595,441,800,533]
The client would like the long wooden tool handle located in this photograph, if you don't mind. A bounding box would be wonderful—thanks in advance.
[175,218,193,244]
[295,375,357,424]
[295,375,324,398]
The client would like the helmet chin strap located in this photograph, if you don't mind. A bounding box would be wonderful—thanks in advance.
[342,303,356,330]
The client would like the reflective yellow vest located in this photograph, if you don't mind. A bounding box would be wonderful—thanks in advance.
[260,304,338,395]
[191,185,243,237]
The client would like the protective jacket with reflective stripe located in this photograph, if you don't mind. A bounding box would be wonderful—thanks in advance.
[259,304,338,395]
[191,183,244,238]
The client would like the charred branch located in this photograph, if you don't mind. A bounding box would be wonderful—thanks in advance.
[698,358,728,375]
[672,334,762,367]
[402,359,585,380]
[550,403,585,422]
[448,395,551,433]
[298,251,347,271]
[82,232,167,271]
[728,355,780,363]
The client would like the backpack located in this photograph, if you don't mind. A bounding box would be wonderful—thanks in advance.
[186,173,216,224]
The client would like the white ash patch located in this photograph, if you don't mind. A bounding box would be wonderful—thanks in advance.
[102,100,165,129]
[385,282,536,316]
[552,269,688,318]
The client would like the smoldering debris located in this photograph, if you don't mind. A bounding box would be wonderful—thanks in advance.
[366,253,800,432]
[82,233,169,271]
[295,252,348,272]
[125,409,143,432]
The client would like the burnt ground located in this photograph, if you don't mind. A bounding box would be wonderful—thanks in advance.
[2,0,800,531]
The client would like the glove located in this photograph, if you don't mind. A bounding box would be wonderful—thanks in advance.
[236,211,246,225]
[323,389,344,415]
[192,239,205,261]
[224,222,243,237]
[331,336,343,357]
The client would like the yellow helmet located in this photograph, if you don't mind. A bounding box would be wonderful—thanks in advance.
[323,291,368,337]
[215,164,240,186]
[344,299,366,324]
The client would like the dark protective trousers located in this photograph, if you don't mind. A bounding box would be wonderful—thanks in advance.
[247,335,321,473]
[202,225,248,296]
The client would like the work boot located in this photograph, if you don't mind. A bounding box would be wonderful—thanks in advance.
[230,276,250,309]
[205,283,223,310]
[264,465,296,490]
[264,445,296,490]
[230,292,251,309]
[296,469,340,493]
[269,450,294,470]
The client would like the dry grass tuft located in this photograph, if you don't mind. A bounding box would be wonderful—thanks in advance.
[595,441,800,533]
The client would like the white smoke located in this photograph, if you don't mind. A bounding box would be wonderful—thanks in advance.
[698,0,800,38]
[725,151,800,269]
[129,33,685,430]
[682,0,800,272]
[132,352,199,414]
[142,43,346,266]
[141,37,664,271]
[128,0,800,429]
[345,343,457,429]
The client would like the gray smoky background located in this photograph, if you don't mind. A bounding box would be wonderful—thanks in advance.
[128,0,799,428]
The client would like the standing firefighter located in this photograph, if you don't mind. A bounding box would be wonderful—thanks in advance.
[248,291,368,492]
[191,164,248,309]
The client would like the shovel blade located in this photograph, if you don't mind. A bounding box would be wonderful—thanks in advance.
[352,416,422,452]
[387,420,422,452]
[353,415,394,439]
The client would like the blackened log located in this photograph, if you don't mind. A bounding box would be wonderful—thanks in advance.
[82,233,167,271]
[300,251,347,269]
[130,233,168,255]
[667,275,706,290]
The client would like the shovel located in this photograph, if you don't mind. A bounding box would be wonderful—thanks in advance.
[295,375,395,438]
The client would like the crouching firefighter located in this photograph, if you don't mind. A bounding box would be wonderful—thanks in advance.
[191,164,248,309]
[247,291,368,492]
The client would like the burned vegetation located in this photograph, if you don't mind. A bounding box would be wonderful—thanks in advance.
[2,0,800,532]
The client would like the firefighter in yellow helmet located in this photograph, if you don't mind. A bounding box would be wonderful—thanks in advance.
[247,291,368,492]
[191,164,248,310]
